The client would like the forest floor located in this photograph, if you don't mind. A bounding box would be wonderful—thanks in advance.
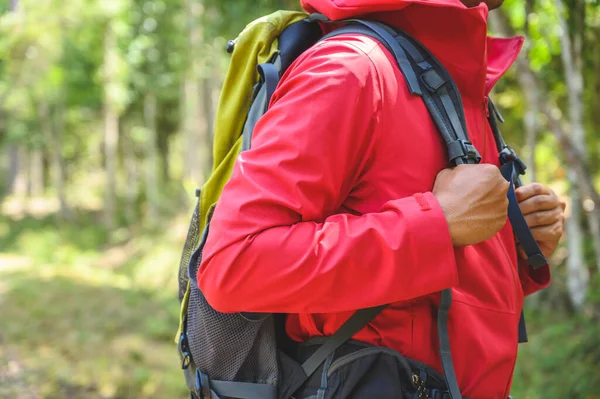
[1,198,599,399]
[0,198,190,399]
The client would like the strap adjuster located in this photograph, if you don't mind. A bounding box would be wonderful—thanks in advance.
[527,253,548,269]
[180,333,192,369]
[430,388,450,399]
[421,69,447,92]
[499,146,527,175]
[448,139,481,165]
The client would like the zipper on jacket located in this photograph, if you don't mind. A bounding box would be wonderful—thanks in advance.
[483,96,490,118]
[481,96,490,160]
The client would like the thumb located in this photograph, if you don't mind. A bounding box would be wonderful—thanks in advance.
[516,243,527,260]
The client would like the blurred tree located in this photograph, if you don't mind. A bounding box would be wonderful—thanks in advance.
[490,0,600,309]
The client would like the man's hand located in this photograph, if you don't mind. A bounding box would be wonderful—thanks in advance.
[515,182,566,259]
[434,164,510,247]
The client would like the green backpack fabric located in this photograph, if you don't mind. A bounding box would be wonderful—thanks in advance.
[175,11,325,399]
[175,9,307,339]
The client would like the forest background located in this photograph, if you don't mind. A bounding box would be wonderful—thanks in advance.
[0,0,599,397]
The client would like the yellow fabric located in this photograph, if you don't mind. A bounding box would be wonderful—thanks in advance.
[211,10,308,171]
[175,10,309,344]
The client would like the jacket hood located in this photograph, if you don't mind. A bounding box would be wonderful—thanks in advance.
[301,0,473,21]
[301,0,524,102]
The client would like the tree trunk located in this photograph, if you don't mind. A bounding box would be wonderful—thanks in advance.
[157,102,172,183]
[594,28,600,136]
[144,92,159,222]
[6,0,21,199]
[183,0,207,186]
[554,0,600,273]
[565,177,589,309]
[7,145,21,196]
[39,101,67,217]
[183,78,201,184]
[52,96,70,219]
[103,25,120,229]
[12,146,28,198]
[519,49,539,182]
[29,147,44,196]
[489,9,594,306]
[123,132,138,224]
[202,76,214,170]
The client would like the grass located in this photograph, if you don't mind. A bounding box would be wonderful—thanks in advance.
[0,204,191,399]
[1,199,599,398]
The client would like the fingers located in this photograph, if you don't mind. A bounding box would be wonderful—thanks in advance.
[524,207,564,228]
[519,192,562,215]
[517,244,527,260]
[529,220,564,243]
[515,183,552,202]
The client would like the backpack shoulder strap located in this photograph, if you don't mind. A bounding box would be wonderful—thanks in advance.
[321,19,481,168]
[315,19,468,399]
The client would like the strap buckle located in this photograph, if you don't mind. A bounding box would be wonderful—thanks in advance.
[195,369,214,399]
[499,146,527,176]
[449,139,481,166]
[421,69,446,92]
[430,388,450,399]
[179,332,192,369]
[306,12,329,22]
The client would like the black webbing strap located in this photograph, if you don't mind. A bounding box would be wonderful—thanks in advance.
[439,87,470,149]
[518,310,529,344]
[301,305,386,376]
[500,161,547,269]
[257,63,280,113]
[438,289,462,399]
[210,379,277,399]
[282,305,386,398]
[194,368,278,399]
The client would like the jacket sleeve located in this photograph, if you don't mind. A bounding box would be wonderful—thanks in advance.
[519,261,551,297]
[198,38,458,314]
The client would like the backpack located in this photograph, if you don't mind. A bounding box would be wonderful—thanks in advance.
[174,10,547,399]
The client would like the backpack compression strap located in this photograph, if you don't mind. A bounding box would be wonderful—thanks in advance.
[300,305,387,377]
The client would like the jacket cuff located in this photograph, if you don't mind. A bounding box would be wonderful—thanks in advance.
[393,192,459,294]
[519,261,551,297]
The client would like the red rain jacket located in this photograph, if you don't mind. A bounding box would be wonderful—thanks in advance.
[199,0,551,397]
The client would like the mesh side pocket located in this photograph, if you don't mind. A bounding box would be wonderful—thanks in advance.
[184,211,280,385]
[187,279,280,384]
[178,199,201,302]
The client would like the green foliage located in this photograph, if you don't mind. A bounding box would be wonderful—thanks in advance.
[0,211,189,398]
[512,301,600,398]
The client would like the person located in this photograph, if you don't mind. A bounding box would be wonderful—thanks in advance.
[197,0,566,397]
